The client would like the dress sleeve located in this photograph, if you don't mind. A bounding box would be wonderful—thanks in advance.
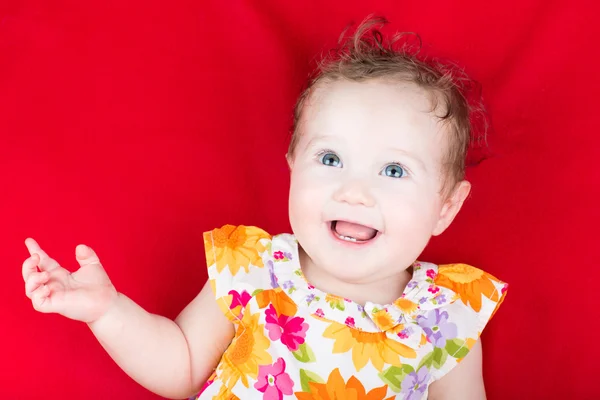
[203,224,272,323]
[428,264,508,380]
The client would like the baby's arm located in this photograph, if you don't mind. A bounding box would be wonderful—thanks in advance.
[427,339,486,400]
[89,281,233,399]
[22,239,234,399]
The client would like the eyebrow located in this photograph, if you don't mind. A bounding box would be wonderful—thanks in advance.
[388,147,427,172]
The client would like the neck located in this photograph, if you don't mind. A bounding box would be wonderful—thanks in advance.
[298,247,412,305]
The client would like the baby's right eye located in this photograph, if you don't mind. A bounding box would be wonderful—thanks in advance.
[318,152,342,167]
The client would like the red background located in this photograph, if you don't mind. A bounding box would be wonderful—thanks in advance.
[1,1,597,399]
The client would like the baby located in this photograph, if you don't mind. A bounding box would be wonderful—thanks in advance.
[22,17,507,400]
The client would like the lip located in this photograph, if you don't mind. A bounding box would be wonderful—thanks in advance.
[326,220,381,246]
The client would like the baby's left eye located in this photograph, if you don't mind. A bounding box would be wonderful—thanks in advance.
[382,164,407,179]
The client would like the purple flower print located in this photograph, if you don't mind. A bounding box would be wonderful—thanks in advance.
[282,280,294,290]
[419,297,428,304]
[417,309,458,348]
[267,260,279,288]
[306,293,316,305]
[397,326,414,339]
[435,294,447,305]
[407,280,418,289]
[284,252,293,260]
[400,367,431,400]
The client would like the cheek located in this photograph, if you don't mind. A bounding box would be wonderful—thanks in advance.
[379,186,440,230]
[288,169,328,221]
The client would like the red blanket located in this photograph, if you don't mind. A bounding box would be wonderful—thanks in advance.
[1,1,595,399]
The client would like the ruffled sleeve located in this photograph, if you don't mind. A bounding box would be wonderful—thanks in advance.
[435,263,508,334]
[424,263,508,380]
[203,225,272,323]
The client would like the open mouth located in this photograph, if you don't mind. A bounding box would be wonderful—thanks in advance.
[330,220,379,243]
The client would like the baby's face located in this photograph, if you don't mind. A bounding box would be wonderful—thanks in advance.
[288,80,462,283]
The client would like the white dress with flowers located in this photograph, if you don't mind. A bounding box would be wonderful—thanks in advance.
[194,225,508,400]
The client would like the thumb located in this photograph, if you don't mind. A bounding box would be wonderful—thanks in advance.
[75,244,101,266]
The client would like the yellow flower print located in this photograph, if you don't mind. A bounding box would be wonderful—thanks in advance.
[323,321,416,371]
[435,264,503,312]
[218,309,272,388]
[295,368,394,400]
[212,384,240,400]
[372,309,396,331]
[393,297,419,315]
[204,225,270,275]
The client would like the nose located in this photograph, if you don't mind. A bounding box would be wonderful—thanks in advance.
[333,178,376,207]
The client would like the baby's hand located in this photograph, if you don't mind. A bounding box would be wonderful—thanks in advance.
[22,239,118,323]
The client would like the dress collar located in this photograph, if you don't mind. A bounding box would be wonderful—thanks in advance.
[263,233,458,350]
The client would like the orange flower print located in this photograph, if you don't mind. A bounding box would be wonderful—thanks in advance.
[255,288,298,317]
[393,298,419,315]
[295,368,394,400]
[204,225,270,275]
[217,309,272,388]
[435,264,503,312]
[323,321,416,371]
[211,385,240,400]
[371,309,396,331]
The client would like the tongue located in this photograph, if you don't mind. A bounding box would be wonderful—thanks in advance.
[334,221,377,241]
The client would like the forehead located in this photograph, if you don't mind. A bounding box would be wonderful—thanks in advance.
[298,79,448,161]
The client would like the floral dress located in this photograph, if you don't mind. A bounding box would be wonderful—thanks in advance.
[195,225,508,400]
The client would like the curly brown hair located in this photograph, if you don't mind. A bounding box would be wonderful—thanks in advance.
[288,16,488,196]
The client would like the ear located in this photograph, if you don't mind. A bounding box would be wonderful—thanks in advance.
[432,180,471,236]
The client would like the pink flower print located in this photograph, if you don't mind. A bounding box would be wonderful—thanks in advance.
[426,269,437,279]
[273,251,284,260]
[502,283,509,294]
[265,304,308,351]
[254,358,294,399]
[307,284,315,290]
[428,285,440,294]
[345,316,356,328]
[228,290,251,318]
[315,308,325,318]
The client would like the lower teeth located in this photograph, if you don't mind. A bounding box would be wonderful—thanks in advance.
[336,234,358,242]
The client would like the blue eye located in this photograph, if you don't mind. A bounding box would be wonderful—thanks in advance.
[382,163,407,178]
[319,152,341,167]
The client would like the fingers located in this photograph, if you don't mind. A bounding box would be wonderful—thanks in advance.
[25,271,50,298]
[75,244,101,266]
[22,254,40,281]
[30,283,52,313]
[24,238,60,272]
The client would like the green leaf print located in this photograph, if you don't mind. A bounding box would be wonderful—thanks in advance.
[445,338,470,359]
[418,350,435,370]
[251,289,264,297]
[379,364,415,392]
[292,343,317,363]
[299,369,324,392]
[432,347,448,369]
